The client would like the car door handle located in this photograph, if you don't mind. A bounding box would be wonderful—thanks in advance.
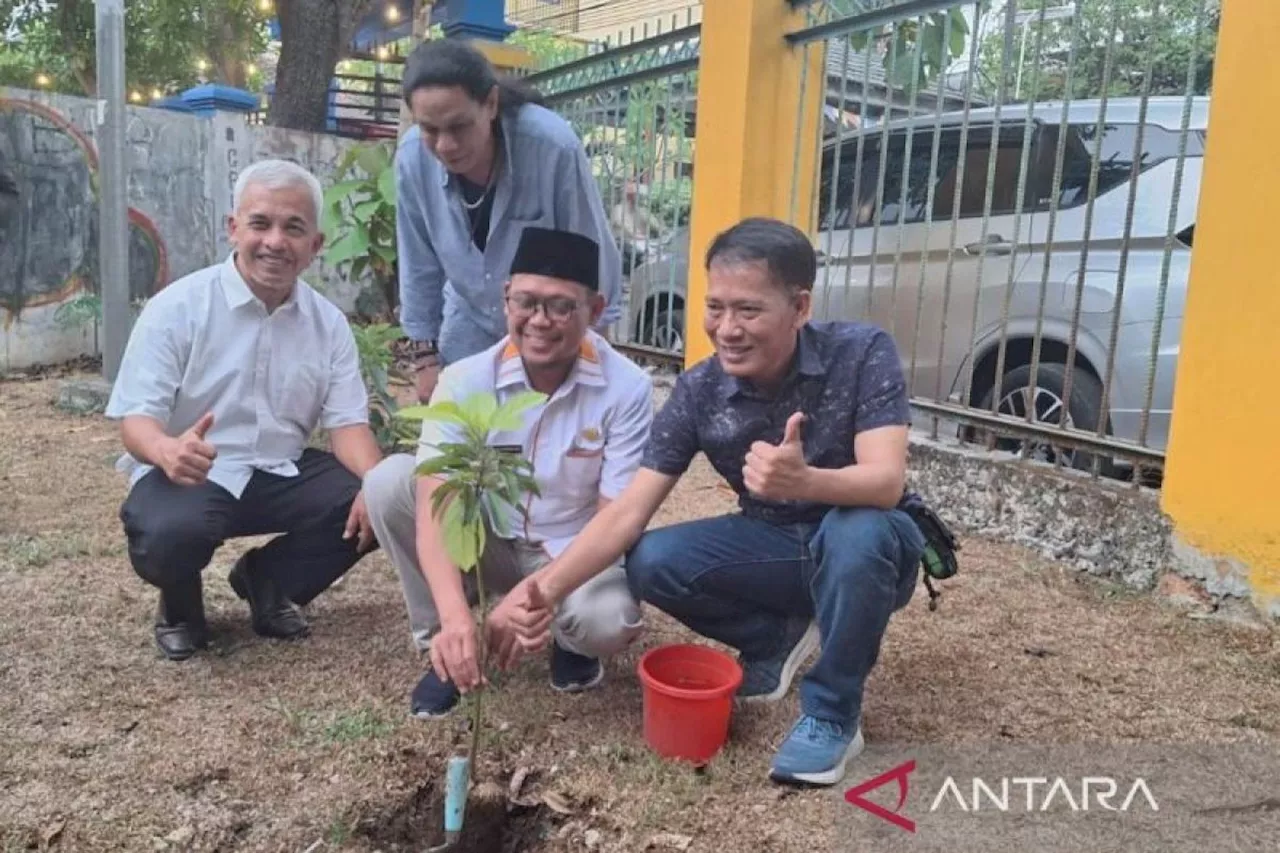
[964,236,1014,256]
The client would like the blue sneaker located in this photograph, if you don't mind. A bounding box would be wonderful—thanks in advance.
[769,714,865,786]
[410,668,460,719]
[738,619,819,704]
[550,641,604,693]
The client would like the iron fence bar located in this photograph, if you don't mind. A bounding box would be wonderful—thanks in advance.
[909,399,1167,465]
[527,23,701,82]
[838,45,874,322]
[865,32,899,322]
[785,0,968,46]
[542,58,701,106]
[986,3,1047,445]
[931,0,982,432]
[907,9,955,394]
[658,71,680,351]
[1025,0,1083,460]
[959,0,1016,411]
[1093,0,1161,478]
[888,16,927,334]
[1059,6,1119,440]
[819,37,855,316]
[1139,0,1207,450]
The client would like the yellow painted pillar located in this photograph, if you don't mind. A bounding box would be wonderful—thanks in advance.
[1161,0,1280,618]
[683,0,826,367]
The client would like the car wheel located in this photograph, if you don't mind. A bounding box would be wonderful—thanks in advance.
[641,308,684,353]
[977,362,1115,474]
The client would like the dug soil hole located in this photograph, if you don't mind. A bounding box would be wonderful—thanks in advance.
[352,779,552,853]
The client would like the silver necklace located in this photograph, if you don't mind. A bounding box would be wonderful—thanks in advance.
[459,146,500,211]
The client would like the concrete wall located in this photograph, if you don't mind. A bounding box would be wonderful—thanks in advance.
[0,87,367,373]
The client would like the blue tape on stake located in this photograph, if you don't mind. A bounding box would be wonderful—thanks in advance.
[444,755,471,834]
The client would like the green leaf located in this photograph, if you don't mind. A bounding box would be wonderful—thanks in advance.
[442,493,483,571]
[490,390,547,431]
[459,392,499,431]
[370,243,397,264]
[397,401,468,426]
[355,143,391,178]
[415,455,456,478]
[326,226,371,267]
[948,9,968,58]
[323,179,367,207]
[378,162,398,205]
[352,200,380,223]
[481,492,513,538]
[848,29,871,51]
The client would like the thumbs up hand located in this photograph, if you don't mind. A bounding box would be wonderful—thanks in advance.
[744,412,810,501]
[160,412,218,486]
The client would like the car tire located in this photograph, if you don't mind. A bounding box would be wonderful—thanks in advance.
[977,362,1116,474]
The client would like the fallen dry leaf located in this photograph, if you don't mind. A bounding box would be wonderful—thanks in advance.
[647,831,693,850]
[542,790,576,815]
[508,766,539,808]
[41,818,65,847]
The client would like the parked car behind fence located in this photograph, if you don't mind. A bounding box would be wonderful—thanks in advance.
[628,96,1207,478]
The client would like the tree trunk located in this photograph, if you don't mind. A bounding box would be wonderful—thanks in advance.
[270,0,373,132]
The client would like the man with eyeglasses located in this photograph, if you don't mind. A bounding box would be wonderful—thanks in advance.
[363,226,652,718]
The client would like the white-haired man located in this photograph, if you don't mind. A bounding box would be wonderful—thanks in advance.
[105,159,384,661]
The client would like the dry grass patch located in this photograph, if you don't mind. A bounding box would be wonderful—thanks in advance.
[0,372,1275,852]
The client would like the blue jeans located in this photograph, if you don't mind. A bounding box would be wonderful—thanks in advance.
[625,507,925,724]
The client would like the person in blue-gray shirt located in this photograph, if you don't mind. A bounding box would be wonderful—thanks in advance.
[497,217,928,788]
[395,39,622,402]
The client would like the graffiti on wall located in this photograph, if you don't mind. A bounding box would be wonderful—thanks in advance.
[0,98,169,320]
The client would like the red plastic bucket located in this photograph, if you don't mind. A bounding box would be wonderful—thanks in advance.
[637,643,743,765]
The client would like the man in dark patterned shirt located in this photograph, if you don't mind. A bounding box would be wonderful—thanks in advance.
[505,217,925,787]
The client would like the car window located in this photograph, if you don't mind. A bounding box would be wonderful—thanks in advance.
[1041,123,1207,210]
[818,122,1037,229]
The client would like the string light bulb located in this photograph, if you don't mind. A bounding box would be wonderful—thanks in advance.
[257,0,273,12]
[245,63,258,76]
[376,46,389,60]
[196,58,209,72]
[34,73,51,88]
[152,88,164,100]
[385,5,400,23]
[129,90,143,103]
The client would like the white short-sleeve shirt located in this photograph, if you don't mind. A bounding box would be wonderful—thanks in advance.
[105,254,369,497]
[416,330,653,558]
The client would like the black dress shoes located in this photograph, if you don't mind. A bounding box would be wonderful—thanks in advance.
[154,579,208,662]
[228,550,310,640]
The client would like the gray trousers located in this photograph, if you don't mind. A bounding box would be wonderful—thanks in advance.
[363,454,644,658]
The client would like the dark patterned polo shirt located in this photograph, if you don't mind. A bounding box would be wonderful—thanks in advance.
[641,321,912,525]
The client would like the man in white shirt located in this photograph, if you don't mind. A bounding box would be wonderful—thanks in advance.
[105,159,384,662]
[363,226,651,718]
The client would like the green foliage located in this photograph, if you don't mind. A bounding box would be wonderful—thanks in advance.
[0,0,271,97]
[976,0,1219,102]
[350,322,412,453]
[397,391,545,573]
[509,27,594,71]
[323,142,399,319]
[827,0,975,92]
[396,390,546,765]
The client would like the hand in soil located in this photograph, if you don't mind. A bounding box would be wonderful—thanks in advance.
[430,615,485,692]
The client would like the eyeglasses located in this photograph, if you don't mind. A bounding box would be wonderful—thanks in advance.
[505,292,582,323]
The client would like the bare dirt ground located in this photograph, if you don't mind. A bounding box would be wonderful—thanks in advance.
[1,370,1277,853]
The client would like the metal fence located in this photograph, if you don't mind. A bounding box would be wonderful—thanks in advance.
[777,0,1217,484]
[524,14,701,359]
